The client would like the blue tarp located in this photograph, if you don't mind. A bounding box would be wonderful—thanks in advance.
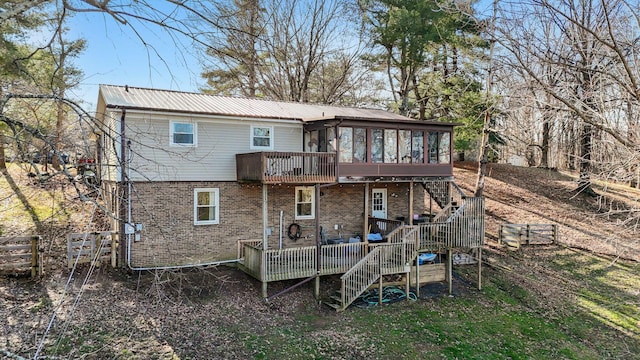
[368,233,383,241]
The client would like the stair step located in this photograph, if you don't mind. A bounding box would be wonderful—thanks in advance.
[330,295,343,303]
[325,302,343,310]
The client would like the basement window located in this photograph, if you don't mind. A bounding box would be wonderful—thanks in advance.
[194,188,219,225]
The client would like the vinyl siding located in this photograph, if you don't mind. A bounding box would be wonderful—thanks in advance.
[98,109,122,183]
[124,111,302,181]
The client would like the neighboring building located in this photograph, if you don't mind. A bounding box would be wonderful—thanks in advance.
[95,85,466,271]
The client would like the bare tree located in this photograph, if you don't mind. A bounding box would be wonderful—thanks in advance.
[494,0,640,194]
[201,0,375,104]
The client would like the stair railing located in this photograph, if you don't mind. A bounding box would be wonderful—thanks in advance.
[424,180,466,222]
[417,196,484,250]
[339,246,382,310]
[339,227,421,310]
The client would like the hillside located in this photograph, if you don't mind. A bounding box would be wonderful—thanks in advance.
[1,162,639,359]
[455,162,640,261]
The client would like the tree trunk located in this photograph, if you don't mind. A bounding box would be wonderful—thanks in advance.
[475,119,490,197]
[577,123,596,195]
[0,136,6,170]
[0,87,6,169]
[540,120,550,168]
[474,0,497,197]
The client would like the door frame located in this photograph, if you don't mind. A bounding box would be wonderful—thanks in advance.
[371,188,387,219]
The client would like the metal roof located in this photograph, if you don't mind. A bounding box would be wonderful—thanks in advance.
[98,84,447,124]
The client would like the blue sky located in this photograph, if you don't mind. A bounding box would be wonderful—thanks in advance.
[66,8,204,111]
[62,1,495,113]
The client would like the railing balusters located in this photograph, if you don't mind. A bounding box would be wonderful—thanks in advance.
[237,151,337,184]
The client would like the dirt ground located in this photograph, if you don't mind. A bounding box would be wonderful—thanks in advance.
[1,162,638,359]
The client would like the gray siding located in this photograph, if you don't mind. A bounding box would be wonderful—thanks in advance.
[124,111,302,181]
[99,110,122,183]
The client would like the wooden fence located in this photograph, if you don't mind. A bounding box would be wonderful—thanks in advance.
[67,232,117,268]
[0,236,41,277]
[499,224,557,248]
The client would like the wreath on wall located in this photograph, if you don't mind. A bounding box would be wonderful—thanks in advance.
[287,223,302,241]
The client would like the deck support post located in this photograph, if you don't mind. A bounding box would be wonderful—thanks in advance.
[405,269,410,298]
[262,185,268,250]
[363,183,370,245]
[477,247,482,290]
[378,253,383,305]
[409,181,414,225]
[447,248,453,295]
[315,184,321,299]
[415,262,420,297]
[262,281,268,298]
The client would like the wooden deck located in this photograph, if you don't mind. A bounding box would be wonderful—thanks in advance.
[239,242,368,282]
[237,196,485,304]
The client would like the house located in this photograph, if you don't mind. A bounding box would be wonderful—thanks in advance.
[95,85,484,308]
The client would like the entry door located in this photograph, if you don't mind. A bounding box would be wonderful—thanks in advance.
[372,188,387,219]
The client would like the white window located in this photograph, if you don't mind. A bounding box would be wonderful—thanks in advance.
[170,121,197,146]
[295,186,315,219]
[194,188,219,225]
[251,126,273,149]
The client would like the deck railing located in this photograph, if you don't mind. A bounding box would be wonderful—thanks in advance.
[240,242,369,282]
[319,242,368,275]
[368,216,404,239]
[237,239,262,259]
[241,244,264,279]
[383,224,412,243]
[370,228,418,274]
[417,197,484,250]
[236,151,337,184]
[238,196,484,306]
[339,236,418,310]
[262,246,317,282]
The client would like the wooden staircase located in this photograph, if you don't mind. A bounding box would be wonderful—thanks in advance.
[324,227,419,311]
[422,180,466,222]
[325,181,480,311]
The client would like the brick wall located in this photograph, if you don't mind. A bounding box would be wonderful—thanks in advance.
[128,181,261,267]
[123,181,431,268]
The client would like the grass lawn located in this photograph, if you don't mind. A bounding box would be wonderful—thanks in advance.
[230,248,638,359]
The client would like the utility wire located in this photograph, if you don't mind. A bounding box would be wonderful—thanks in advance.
[33,199,100,359]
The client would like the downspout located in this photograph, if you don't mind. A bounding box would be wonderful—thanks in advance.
[118,109,128,269]
[126,138,132,268]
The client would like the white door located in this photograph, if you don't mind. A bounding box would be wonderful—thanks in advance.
[372,188,387,219]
